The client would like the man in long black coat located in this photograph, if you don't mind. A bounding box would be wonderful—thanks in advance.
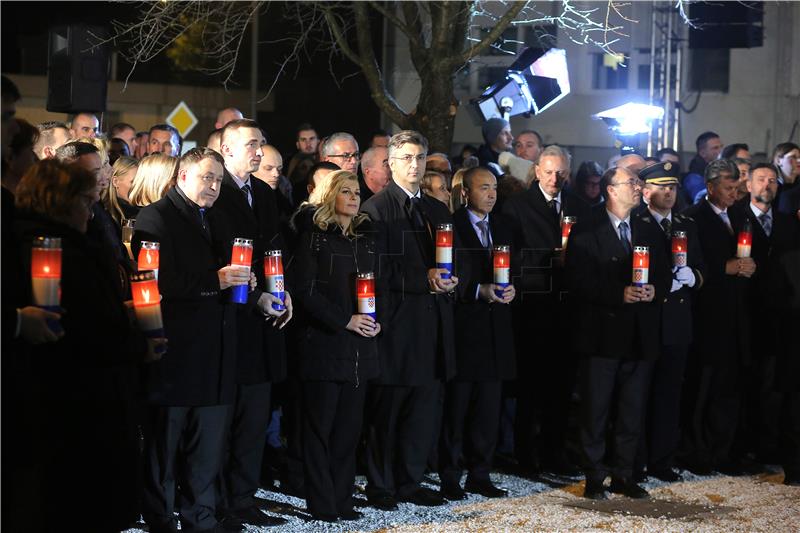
[502,145,588,477]
[729,162,800,467]
[134,148,250,533]
[439,167,516,501]
[361,130,458,510]
[633,162,705,482]
[682,159,755,474]
[214,119,291,528]
[566,166,670,500]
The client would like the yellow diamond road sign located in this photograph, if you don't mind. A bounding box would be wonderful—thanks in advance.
[166,101,198,138]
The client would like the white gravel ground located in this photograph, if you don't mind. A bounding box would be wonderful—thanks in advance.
[125,470,799,532]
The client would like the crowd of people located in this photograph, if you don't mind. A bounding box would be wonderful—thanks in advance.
[2,73,799,532]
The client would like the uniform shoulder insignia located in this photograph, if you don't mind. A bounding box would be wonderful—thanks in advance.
[641,216,652,223]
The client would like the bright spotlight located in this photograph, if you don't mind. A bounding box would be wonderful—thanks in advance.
[593,103,664,136]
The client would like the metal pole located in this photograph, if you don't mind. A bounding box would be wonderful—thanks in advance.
[250,14,259,120]
[663,11,673,149]
[672,39,682,150]
[647,1,658,156]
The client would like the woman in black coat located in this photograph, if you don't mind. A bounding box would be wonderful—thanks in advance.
[292,170,381,522]
[11,160,162,532]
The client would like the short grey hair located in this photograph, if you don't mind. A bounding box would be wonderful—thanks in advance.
[320,132,358,159]
[535,144,572,166]
[360,146,386,171]
[388,130,428,160]
[55,141,99,163]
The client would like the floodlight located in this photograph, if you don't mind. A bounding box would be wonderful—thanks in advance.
[473,47,571,121]
[592,103,665,136]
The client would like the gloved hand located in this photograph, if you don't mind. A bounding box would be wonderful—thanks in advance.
[675,266,696,287]
[671,278,683,293]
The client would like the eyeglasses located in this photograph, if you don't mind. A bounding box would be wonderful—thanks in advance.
[329,152,360,161]
[391,154,427,163]
[610,179,644,188]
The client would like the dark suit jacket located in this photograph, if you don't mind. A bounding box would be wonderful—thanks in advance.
[729,199,800,356]
[291,222,380,383]
[360,180,456,385]
[502,184,589,301]
[683,200,750,365]
[565,205,670,361]
[214,171,287,384]
[451,207,516,381]
[633,210,706,346]
[133,187,237,406]
[777,183,800,217]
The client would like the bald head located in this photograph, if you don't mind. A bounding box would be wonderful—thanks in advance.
[254,144,284,189]
[70,113,99,139]
[616,153,646,173]
[215,107,244,130]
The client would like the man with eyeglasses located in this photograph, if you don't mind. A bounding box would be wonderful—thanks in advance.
[214,119,291,528]
[502,145,589,481]
[633,162,705,483]
[361,130,458,510]
[134,148,250,533]
[320,132,360,174]
[565,166,670,500]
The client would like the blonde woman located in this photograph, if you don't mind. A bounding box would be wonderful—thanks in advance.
[76,136,113,194]
[103,156,139,226]
[128,153,178,207]
[449,167,468,213]
[292,170,380,522]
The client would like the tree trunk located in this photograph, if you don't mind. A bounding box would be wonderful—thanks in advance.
[410,67,458,154]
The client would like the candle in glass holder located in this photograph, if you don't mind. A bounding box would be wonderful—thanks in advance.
[493,245,510,299]
[672,231,687,267]
[230,238,253,304]
[264,250,285,311]
[130,270,164,338]
[121,218,135,259]
[737,220,752,258]
[561,216,577,249]
[138,241,160,279]
[632,246,650,287]
[31,236,62,309]
[435,223,453,279]
[356,272,376,320]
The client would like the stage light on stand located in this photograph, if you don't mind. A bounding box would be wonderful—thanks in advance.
[593,102,665,154]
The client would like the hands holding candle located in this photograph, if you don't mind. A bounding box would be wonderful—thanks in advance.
[725,257,756,278]
[479,283,515,304]
[257,291,293,329]
[218,264,251,290]
[624,284,655,303]
[346,314,381,337]
[17,306,65,344]
[428,268,459,293]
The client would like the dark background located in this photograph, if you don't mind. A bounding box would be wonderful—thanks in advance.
[1,1,383,156]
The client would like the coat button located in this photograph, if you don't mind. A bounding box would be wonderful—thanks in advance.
[679,298,684,303]
[663,298,668,303]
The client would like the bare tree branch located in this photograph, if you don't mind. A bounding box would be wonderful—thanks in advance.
[451,0,527,66]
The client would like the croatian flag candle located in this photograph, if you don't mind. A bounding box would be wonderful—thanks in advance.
[632,246,650,287]
[356,272,376,320]
[230,238,253,304]
[561,216,577,249]
[671,231,687,267]
[31,236,62,310]
[130,270,164,338]
[138,241,160,279]
[493,245,510,298]
[435,223,453,279]
[264,250,285,311]
[737,220,752,258]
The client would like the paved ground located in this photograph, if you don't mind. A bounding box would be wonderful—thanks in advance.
[126,469,799,532]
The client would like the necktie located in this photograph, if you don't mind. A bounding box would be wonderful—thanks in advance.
[408,196,427,234]
[660,217,672,237]
[619,220,632,254]
[719,211,734,235]
[547,199,558,217]
[476,219,491,249]
[241,183,252,207]
[758,213,772,236]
